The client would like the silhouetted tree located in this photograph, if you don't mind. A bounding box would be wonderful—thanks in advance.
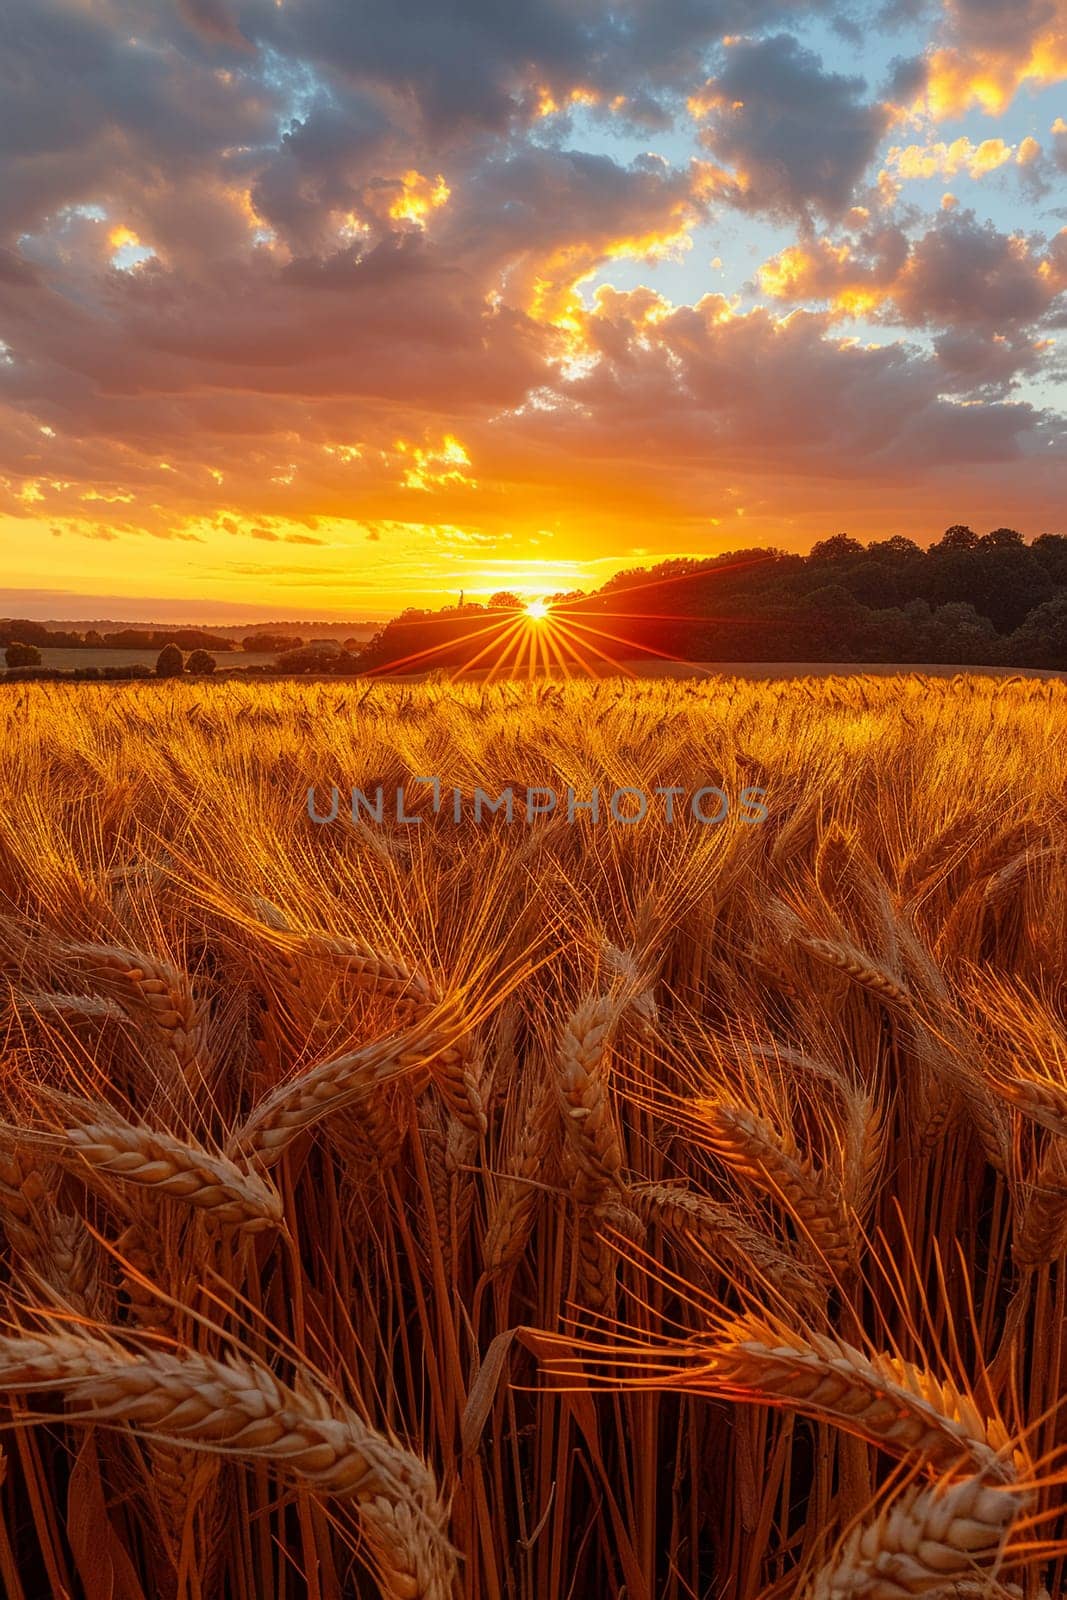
[924,602,998,663]
[155,644,184,677]
[5,642,41,667]
[186,649,216,674]
[357,528,1067,673]
[278,643,359,674]
[870,536,923,559]
[1005,593,1067,668]
[809,534,864,562]
[0,620,50,646]
[937,524,979,550]
[1032,534,1067,585]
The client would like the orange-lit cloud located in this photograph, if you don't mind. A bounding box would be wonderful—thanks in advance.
[904,0,1067,120]
[884,137,1018,180]
[396,435,476,492]
[386,171,452,227]
[754,213,1066,400]
[533,85,602,118]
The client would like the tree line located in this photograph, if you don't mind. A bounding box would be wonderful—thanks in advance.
[359,527,1067,672]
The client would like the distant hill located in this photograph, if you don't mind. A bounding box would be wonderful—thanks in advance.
[33,619,379,639]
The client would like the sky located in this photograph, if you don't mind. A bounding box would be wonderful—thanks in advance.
[0,0,1065,622]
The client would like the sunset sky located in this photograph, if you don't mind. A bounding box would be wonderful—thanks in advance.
[1,0,1066,621]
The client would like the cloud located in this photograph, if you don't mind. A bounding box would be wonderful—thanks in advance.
[890,212,1066,329]
[253,0,835,141]
[908,0,1067,118]
[1053,116,1067,172]
[440,146,711,326]
[757,228,910,313]
[176,0,250,49]
[884,136,1021,180]
[0,0,1062,588]
[691,35,891,220]
[758,211,1066,356]
[0,3,279,242]
[567,291,1055,467]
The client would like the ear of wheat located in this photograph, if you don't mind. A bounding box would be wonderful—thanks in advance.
[707,1321,1016,1483]
[556,993,624,1206]
[0,1328,457,1599]
[801,1472,1028,1599]
[694,1100,856,1277]
[21,1100,283,1232]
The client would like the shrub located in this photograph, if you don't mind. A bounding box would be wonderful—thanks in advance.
[186,649,217,674]
[155,644,185,678]
[4,642,41,668]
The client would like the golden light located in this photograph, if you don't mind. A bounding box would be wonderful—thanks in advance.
[525,598,549,621]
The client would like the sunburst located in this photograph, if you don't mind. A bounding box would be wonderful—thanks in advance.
[362,554,777,682]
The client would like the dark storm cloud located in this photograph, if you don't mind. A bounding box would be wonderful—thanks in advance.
[0,251,40,288]
[438,146,706,287]
[931,328,1048,392]
[250,97,401,254]
[693,35,891,220]
[941,0,1059,55]
[884,53,929,101]
[913,0,1067,117]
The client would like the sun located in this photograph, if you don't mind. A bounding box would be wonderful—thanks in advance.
[525,597,550,621]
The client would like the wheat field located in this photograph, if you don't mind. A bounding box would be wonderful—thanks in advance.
[0,673,1065,1600]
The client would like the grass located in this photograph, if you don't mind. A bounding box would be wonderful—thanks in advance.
[0,672,1064,1598]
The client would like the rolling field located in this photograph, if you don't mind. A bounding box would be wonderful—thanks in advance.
[0,674,1065,1599]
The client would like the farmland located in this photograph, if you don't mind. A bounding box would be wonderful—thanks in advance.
[0,674,1064,1599]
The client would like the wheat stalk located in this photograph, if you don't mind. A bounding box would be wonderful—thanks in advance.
[10,989,129,1026]
[60,941,207,1077]
[1013,1138,1067,1269]
[991,1073,1067,1137]
[248,904,485,1134]
[248,907,434,1014]
[483,1077,557,1279]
